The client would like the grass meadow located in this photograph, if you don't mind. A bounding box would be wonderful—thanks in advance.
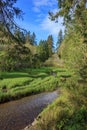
[0,67,73,103]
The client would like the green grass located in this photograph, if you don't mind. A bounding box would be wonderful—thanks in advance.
[27,70,87,130]
[0,67,73,103]
[0,67,86,130]
[29,85,87,130]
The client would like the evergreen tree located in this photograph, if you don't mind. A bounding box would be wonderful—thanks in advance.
[31,32,37,45]
[0,0,32,71]
[25,31,31,44]
[47,35,54,57]
[14,29,26,43]
[0,0,24,43]
[37,40,49,62]
[56,29,63,49]
[25,32,37,45]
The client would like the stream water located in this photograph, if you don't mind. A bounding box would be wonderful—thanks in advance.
[0,91,58,130]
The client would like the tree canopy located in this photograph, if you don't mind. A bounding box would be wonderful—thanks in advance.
[49,0,87,23]
[0,0,25,43]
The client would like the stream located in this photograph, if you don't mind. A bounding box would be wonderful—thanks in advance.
[0,91,58,130]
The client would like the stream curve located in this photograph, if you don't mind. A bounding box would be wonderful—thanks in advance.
[0,91,58,130]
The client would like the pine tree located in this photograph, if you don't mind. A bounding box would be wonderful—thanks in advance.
[0,0,24,43]
[0,0,31,71]
[14,29,26,43]
[37,40,49,62]
[25,31,31,44]
[56,29,63,49]
[31,32,37,45]
[47,35,54,57]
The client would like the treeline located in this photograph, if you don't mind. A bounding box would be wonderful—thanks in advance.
[0,27,54,71]
[0,0,57,71]
[0,0,65,71]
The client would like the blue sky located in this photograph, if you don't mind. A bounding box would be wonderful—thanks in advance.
[15,0,64,44]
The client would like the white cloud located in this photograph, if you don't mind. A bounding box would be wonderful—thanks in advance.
[33,0,57,12]
[40,15,64,36]
[33,0,48,7]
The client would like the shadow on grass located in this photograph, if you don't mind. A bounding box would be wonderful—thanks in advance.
[0,72,49,79]
[0,67,69,79]
[1,73,29,79]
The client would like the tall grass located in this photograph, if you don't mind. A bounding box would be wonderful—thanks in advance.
[28,72,87,130]
[0,67,73,103]
[29,85,87,130]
